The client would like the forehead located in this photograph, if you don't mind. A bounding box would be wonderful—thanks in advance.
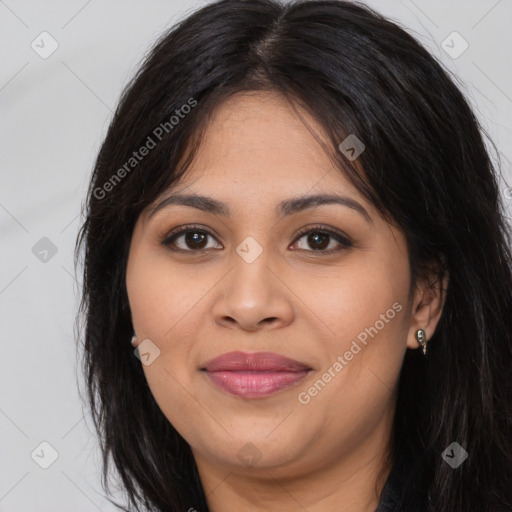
[170,91,362,200]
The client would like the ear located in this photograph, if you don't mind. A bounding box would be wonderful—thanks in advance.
[406,259,449,351]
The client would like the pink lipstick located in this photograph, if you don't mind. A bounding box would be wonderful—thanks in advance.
[201,351,312,398]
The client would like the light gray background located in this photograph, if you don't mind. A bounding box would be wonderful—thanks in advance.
[1,1,511,511]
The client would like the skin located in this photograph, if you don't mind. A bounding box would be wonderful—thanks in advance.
[126,91,447,512]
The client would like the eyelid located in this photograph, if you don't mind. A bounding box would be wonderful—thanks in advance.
[160,224,220,249]
[292,224,352,247]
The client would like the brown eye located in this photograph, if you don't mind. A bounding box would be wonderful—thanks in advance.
[292,227,352,253]
[161,226,222,252]
[181,231,209,250]
[305,232,330,250]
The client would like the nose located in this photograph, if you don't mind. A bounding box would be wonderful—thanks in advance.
[212,250,295,332]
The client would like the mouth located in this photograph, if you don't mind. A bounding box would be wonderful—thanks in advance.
[201,351,312,399]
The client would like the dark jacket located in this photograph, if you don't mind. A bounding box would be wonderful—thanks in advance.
[375,458,428,512]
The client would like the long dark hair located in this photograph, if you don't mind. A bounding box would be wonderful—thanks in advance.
[75,1,512,510]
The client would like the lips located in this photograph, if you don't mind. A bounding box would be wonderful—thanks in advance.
[202,351,311,372]
[201,351,312,399]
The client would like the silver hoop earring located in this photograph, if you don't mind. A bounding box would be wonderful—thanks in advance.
[415,328,427,355]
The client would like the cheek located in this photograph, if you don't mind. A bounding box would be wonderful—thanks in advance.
[296,245,410,352]
[126,247,206,438]
[297,243,411,411]
[294,281,409,453]
[126,242,206,340]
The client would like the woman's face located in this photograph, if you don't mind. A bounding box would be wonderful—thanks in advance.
[126,91,434,483]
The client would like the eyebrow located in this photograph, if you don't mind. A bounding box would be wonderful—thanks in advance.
[148,192,372,223]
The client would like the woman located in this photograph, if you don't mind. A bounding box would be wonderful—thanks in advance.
[75,1,512,510]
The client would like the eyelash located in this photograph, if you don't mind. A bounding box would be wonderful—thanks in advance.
[160,224,353,255]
